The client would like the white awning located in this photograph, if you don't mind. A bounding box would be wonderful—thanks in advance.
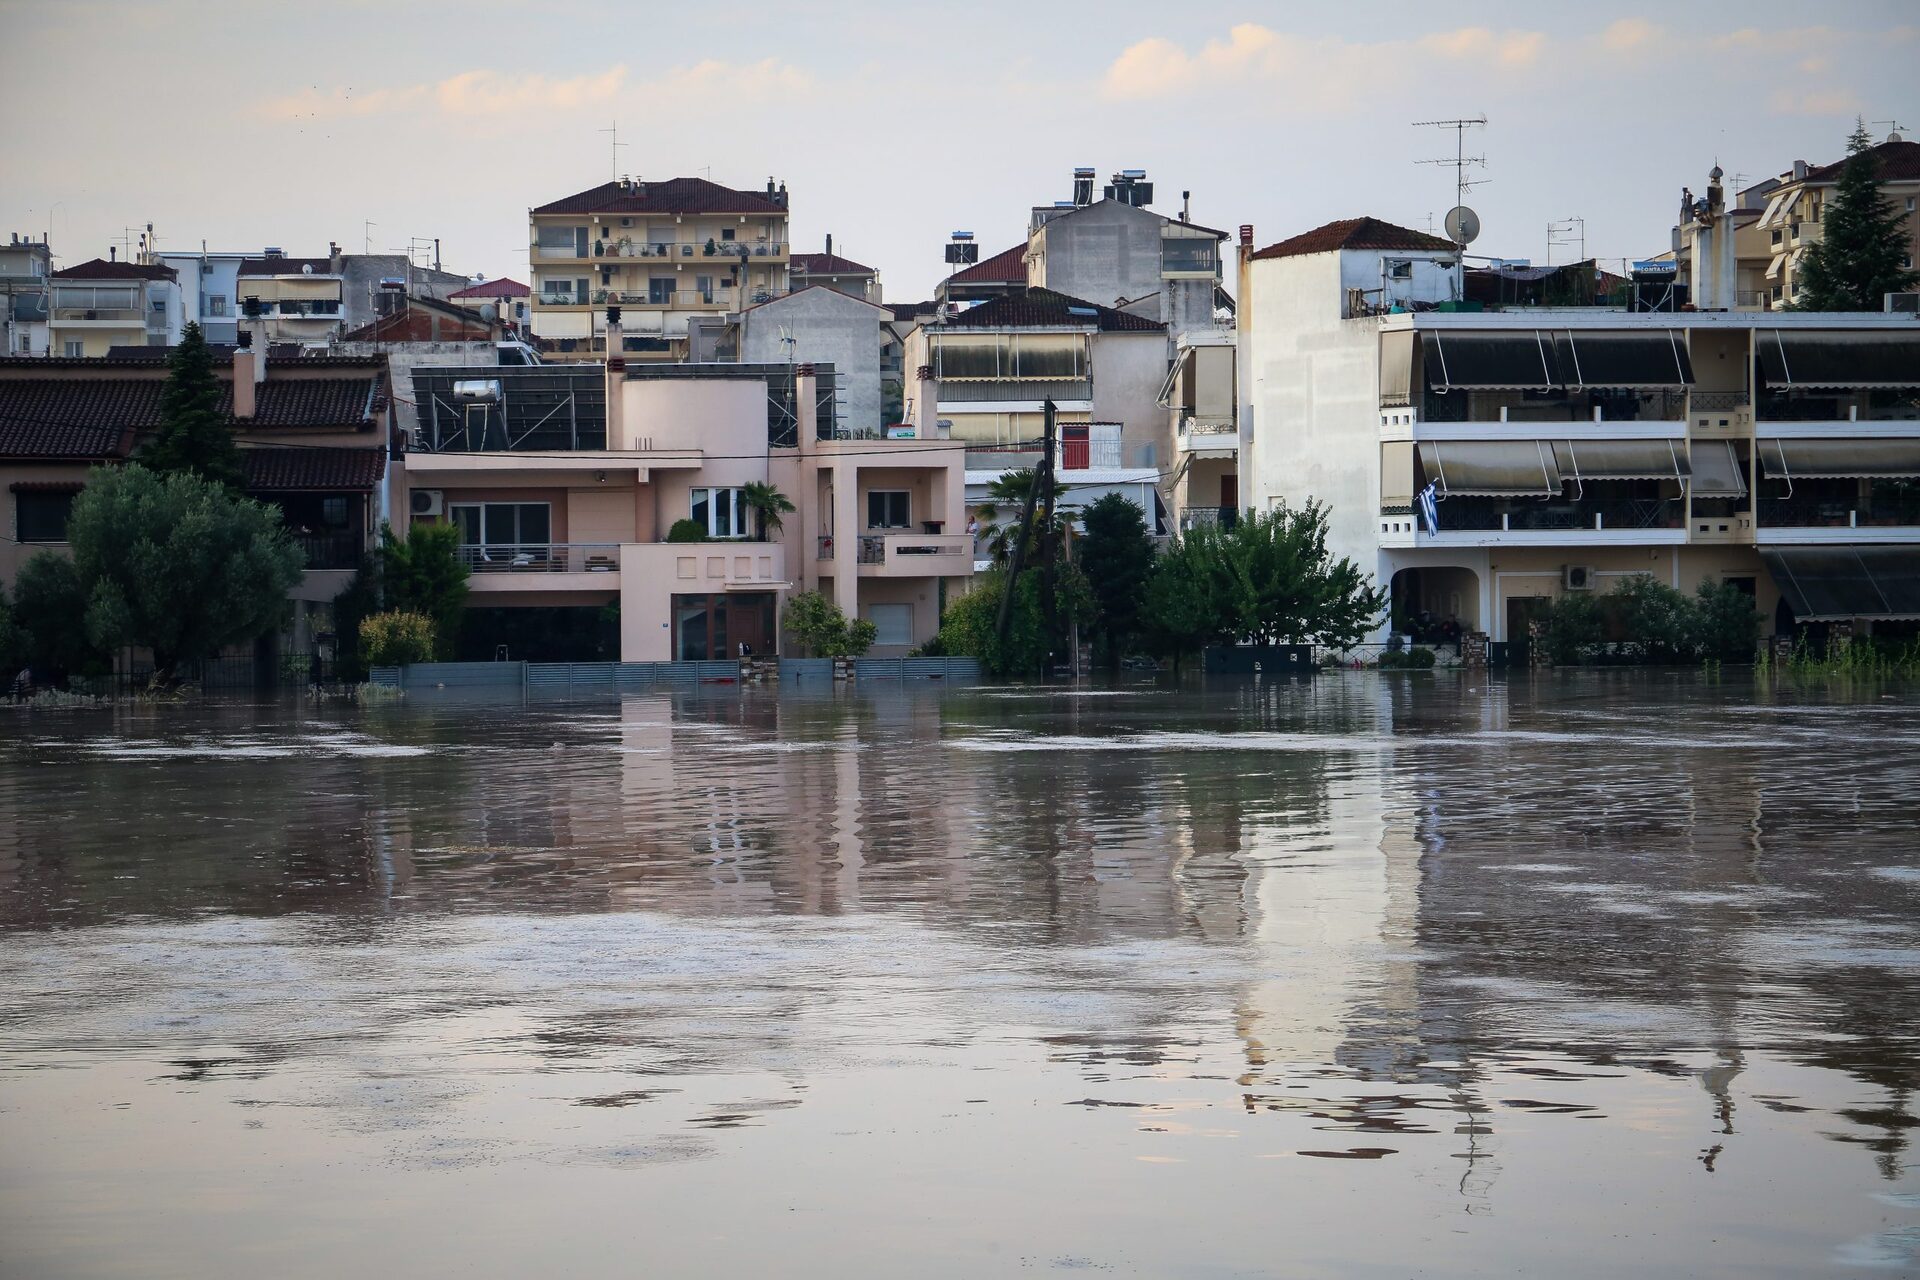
[1764,253,1785,281]
[1755,191,1791,231]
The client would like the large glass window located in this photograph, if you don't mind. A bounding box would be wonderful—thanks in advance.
[649,278,675,304]
[867,490,911,529]
[1162,239,1217,272]
[449,502,551,549]
[15,490,75,543]
[690,487,749,538]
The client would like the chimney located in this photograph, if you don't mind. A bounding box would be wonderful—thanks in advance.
[1792,159,1809,182]
[604,306,625,444]
[825,232,833,259]
[914,364,936,439]
[776,181,788,209]
[796,362,818,443]
[1182,191,1191,223]
[328,240,342,274]
[233,331,258,418]
[109,245,116,262]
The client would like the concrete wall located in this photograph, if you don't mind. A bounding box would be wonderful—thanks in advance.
[1030,201,1164,310]
[1091,329,1175,469]
[739,287,887,436]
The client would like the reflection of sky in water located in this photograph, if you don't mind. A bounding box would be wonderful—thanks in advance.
[0,673,1916,1277]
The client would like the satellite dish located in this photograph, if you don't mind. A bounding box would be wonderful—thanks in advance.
[1443,205,1481,246]
[479,303,498,323]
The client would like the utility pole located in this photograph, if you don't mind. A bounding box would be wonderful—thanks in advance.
[1038,400,1059,676]
[994,398,1057,667]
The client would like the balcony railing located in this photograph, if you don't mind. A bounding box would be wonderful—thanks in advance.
[269,300,341,317]
[457,543,623,573]
[1757,392,1920,423]
[53,307,143,322]
[1758,492,1920,528]
[1421,389,1688,423]
[858,535,886,565]
[938,379,1093,403]
[296,531,362,571]
[538,292,587,307]
[1425,496,1684,532]
[1179,506,1238,531]
[1690,391,1751,413]
[818,535,834,560]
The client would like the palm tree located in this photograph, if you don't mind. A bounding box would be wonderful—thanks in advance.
[741,481,797,541]
[975,468,1070,565]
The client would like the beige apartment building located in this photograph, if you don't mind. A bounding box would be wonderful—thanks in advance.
[527,176,790,361]
[47,257,179,356]
[235,249,347,345]
[1240,215,1920,648]
[397,323,968,661]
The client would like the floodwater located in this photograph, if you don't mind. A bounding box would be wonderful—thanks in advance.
[1,675,1918,1278]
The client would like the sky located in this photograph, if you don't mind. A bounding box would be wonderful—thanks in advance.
[2,0,1915,301]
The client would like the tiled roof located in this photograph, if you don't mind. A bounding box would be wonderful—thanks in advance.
[791,252,874,275]
[939,287,1164,332]
[0,375,380,458]
[0,382,144,458]
[447,277,530,299]
[888,302,935,321]
[243,446,385,492]
[532,177,787,216]
[1251,217,1456,260]
[1803,139,1920,185]
[948,243,1028,285]
[51,258,178,282]
[238,257,336,277]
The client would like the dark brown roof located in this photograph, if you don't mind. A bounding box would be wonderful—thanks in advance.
[0,375,381,459]
[243,446,385,492]
[447,277,530,299]
[238,257,336,277]
[52,258,178,282]
[940,288,1164,332]
[532,177,787,216]
[887,302,936,321]
[1803,138,1920,185]
[948,243,1028,285]
[1251,217,1455,261]
[791,252,874,275]
[0,381,150,458]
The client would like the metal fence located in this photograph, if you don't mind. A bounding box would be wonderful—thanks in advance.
[853,656,983,681]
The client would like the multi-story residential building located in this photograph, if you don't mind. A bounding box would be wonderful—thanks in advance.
[937,242,1028,305]
[527,176,790,361]
[236,249,346,345]
[1161,327,1238,528]
[46,256,180,357]
[790,238,880,303]
[902,287,1170,466]
[0,232,52,357]
[397,315,968,661]
[152,247,250,344]
[446,277,530,330]
[1676,136,1920,312]
[735,286,893,437]
[0,344,395,653]
[1238,212,1920,648]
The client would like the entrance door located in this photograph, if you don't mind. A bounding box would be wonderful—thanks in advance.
[1220,472,1238,510]
[1506,595,1550,642]
[726,594,772,657]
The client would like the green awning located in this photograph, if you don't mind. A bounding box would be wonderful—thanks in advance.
[1758,438,1920,480]
[1417,440,1562,496]
[1756,330,1920,388]
[1763,546,1920,620]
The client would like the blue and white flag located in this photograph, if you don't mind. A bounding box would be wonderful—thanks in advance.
[1416,482,1439,535]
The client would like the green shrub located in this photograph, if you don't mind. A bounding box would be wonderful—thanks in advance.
[359,610,436,667]
[1542,590,1606,665]
[1610,574,1694,662]
[1377,646,1436,670]
[666,518,708,543]
[780,590,876,657]
[1691,581,1761,661]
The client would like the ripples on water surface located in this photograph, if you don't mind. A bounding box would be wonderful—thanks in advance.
[1,672,1918,1277]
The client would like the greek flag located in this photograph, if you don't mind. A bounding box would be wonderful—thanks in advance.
[1416,482,1439,535]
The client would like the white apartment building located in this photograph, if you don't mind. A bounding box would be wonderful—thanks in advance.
[1240,215,1920,645]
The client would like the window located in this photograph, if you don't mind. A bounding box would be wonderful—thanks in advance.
[64,340,83,357]
[448,501,551,553]
[690,486,749,538]
[867,490,910,529]
[150,298,166,314]
[1907,196,1916,213]
[865,603,912,647]
[205,294,228,317]
[1162,239,1217,272]
[695,275,714,303]
[1770,230,1782,247]
[16,335,29,354]
[721,228,736,241]
[650,278,675,304]
[1905,256,1915,271]
[15,490,75,543]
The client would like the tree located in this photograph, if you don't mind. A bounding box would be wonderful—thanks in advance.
[1077,492,1155,666]
[378,523,469,659]
[1795,120,1920,311]
[359,611,436,667]
[66,464,303,681]
[11,553,106,680]
[741,481,796,541]
[975,468,1070,565]
[1541,590,1605,665]
[1691,581,1761,662]
[1610,574,1695,662]
[935,566,1094,676]
[142,322,245,491]
[0,585,19,676]
[781,590,876,657]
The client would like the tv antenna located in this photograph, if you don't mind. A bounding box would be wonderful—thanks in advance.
[1414,116,1489,218]
[599,119,627,180]
[1872,118,1911,142]
[1546,216,1586,266]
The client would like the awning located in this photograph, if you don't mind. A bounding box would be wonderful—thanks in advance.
[1763,546,1920,621]
[1757,330,1920,388]
[1764,254,1785,281]
[1155,347,1191,409]
[1426,330,1560,390]
[1688,441,1748,497]
[1551,439,1689,481]
[1417,440,1562,496]
[1758,438,1920,480]
[1380,441,1415,507]
[242,446,385,492]
[1379,330,1416,407]
[1755,191,1790,231]
[1553,330,1694,388]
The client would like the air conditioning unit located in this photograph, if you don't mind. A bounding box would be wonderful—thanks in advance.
[1887,292,1920,314]
[410,489,444,517]
[1563,565,1596,591]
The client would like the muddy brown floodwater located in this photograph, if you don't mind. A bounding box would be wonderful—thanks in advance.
[2,673,1919,1277]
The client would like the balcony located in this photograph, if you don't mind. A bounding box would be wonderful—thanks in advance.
[855,533,972,577]
[267,300,341,318]
[1422,388,1687,425]
[1179,506,1238,531]
[459,543,623,573]
[1176,417,1238,454]
[1757,390,1920,424]
[296,531,362,571]
[1415,494,1686,542]
[1758,484,1920,533]
[52,307,144,324]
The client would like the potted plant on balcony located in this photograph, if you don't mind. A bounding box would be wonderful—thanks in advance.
[704,238,717,257]
[741,482,796,542]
